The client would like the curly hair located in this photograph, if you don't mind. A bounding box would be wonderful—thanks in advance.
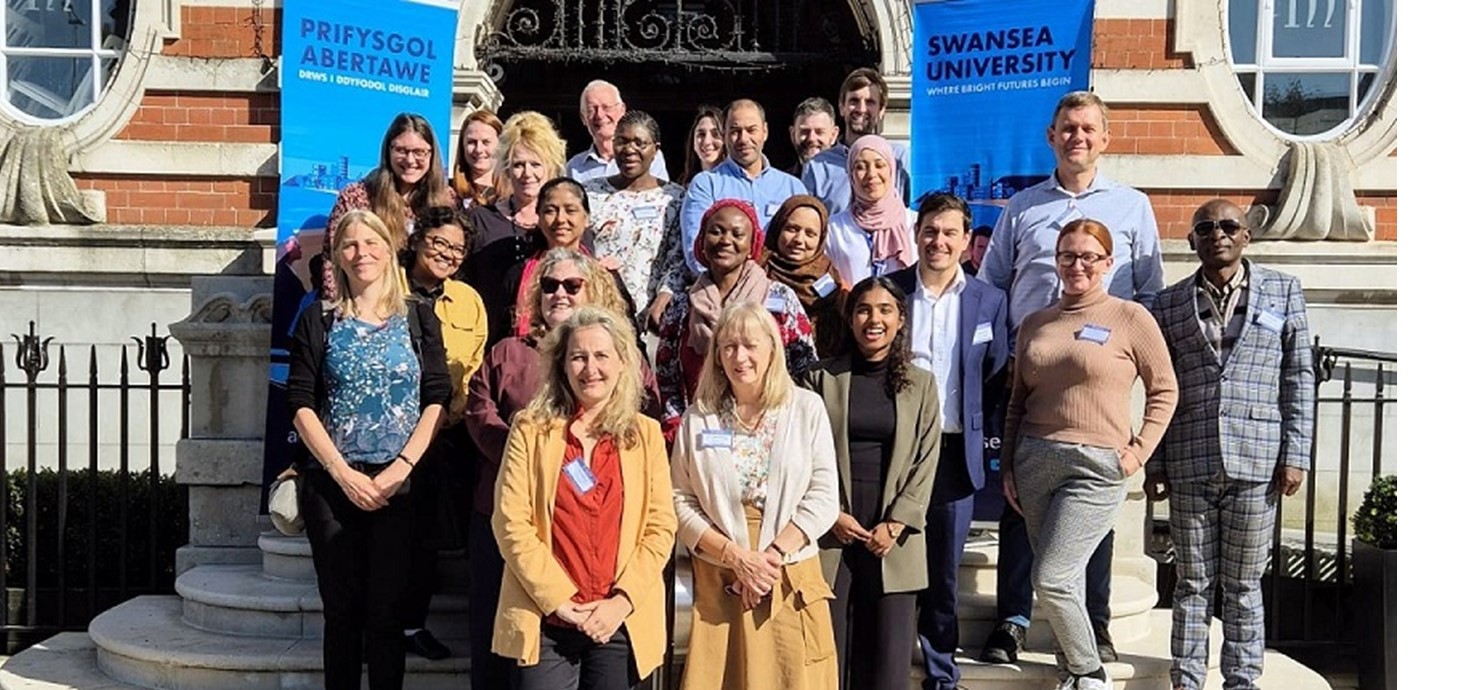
[844,276,912,398]
[519,248,628,341]
[497,111,567,187]
[521,307,644,450]
[400,206,472,279]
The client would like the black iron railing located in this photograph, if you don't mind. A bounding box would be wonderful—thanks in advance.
[0,322,190,652]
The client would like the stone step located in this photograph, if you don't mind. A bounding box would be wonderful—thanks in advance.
[174,565,468,639]
[957,574,1158,652]
[88,596,471,690]
[257,530,470,590]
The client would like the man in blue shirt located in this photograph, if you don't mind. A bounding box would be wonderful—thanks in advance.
[679,98,808,275]
[976,90,1164,666]
[565,79,668,182]
[801,68,912,216]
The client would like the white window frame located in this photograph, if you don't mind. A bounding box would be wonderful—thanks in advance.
[1228,0,1395,142]
[1,0,127,126]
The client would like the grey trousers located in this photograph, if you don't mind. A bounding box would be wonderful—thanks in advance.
[1011,436,1126,676]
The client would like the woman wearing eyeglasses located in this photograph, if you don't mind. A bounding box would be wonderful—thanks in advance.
[1001,218,1177,690]
[464,249,661,690]
[323,112,456,300]
[396,206,488,661]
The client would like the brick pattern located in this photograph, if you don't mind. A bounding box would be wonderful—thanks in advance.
[116,92,279,143]
[73,175,278,227]
[1107,105,1239,155]
[1144,190,1397,241]
[1093,19,1190,70]
[162,7,280,58]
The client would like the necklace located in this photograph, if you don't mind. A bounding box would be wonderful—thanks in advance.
[729,401,765,433]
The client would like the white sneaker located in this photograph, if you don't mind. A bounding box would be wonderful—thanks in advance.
[1053,676,1078,690]
[1075,672,1114,690]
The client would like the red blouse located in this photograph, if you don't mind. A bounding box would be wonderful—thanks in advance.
[551,427,624,607]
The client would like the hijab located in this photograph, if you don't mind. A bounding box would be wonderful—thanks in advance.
[847,135,917,269]
[686,198,772,355]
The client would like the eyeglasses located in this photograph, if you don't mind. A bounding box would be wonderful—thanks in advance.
[391,146,433,161]
[613,136,656,151]
[540,276,585,296]
[1055,251,1109,267]
[423,235,466,259]
[1192,219,1245,238]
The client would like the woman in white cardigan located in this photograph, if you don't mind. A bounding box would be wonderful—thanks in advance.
[670,302,840,690]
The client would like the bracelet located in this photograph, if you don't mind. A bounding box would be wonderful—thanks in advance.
[768,542,788,558]
[396,454,417,468]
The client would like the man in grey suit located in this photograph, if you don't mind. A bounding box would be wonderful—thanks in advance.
[1145,198,1315,690]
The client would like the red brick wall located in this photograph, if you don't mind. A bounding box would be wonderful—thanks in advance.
[1145,190,1397,241]
[74,175,277,227]
[115,92,279,143]
[162,7,280,58]
[1093,19,1190,69]
[1107,106,1239,156]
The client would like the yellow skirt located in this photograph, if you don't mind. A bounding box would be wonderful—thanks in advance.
[678,504,838,690]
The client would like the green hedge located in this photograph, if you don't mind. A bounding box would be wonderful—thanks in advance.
[4,468,188,590]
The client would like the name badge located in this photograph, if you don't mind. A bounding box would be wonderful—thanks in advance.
[562,457,597,495]
[972,321,994,345]
[1054,206,1083,227]
[632,206,658,220]
[765,202,782,218]
[765,294,788,313]
[1255,309,1284,333]
[1077,324,1112,345]
[812,274,837,298]
[699,430,734,450]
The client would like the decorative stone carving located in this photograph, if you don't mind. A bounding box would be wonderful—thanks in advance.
[0,126,105,225]
[1252,141,1375,242]
[182,292,275,325]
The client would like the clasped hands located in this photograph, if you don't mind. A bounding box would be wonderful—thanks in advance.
[553,593,634,645]
[831,512,902,558]
[329,456,413,512]
[723,543,784,610]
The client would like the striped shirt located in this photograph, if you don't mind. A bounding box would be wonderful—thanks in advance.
[1194,261,1250,366]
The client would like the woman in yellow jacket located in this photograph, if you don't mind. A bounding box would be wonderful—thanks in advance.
[492,307,677,689]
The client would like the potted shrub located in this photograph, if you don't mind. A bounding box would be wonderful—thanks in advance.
[1352,475,1396,690]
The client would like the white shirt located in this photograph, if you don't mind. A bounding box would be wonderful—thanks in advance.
[910,267,966,433]
[823,208,918,286]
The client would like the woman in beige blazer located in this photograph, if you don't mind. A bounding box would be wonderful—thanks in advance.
[669,302,840,690]
[800,276,941,690]
[492,307,676,690]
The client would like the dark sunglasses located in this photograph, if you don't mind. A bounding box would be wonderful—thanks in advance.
[1192,219,1244,238]
[540,276,585,296]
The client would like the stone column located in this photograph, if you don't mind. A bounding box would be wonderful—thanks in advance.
[167,275,274,575]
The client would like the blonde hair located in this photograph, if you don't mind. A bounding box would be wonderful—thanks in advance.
[327,209,409,320]
[520,248,628,341]
[693,302,794,413]
[521,307,644,450]
[498,111,567,188]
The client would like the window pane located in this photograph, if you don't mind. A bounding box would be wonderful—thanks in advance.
[1357,71,1376,104]
[6,55,94,119]
[1271,0,1347,59]
[4,0,94,50]
[1238,72,1257,104]
[1262,72,1350,136]
[1227,0,1258,64]
[1360,0,1394,65]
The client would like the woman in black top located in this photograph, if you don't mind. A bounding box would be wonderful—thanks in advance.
[800,276,941,690]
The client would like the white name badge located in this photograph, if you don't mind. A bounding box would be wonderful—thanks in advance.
[562,457,597,495]
[765,202,781,218]
[1255,309,1284,333]
[765,294,789,313]
[632,206,658,220]
[699,430,734,449]
[1077,324,1112,345]
[812,274,837,298]
[972,322,994,345]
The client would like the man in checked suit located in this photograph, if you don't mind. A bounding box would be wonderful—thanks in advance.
[1145,198,1315,690]
[888,192,1008,690]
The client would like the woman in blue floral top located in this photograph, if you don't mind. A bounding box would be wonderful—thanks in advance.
[286,208,451,690]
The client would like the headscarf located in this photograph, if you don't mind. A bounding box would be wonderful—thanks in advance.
[847,135,917,269]
[687,198,773,355]
[761,195,840,308]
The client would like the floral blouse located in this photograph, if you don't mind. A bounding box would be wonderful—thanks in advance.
[655,281,818,442]
[728,410,780,510]
[583,178,686,315]
[323,314,422,464]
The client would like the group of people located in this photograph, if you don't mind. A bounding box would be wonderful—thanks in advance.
[284,68,1317,690]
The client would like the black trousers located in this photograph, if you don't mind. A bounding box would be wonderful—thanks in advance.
[513,624,636,690]
[301,467,414,690]
[829,546,919,690]
[403,424,475,629]
[469,509,515,690]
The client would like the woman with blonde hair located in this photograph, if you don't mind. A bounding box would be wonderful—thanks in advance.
[492,307,677,690]
[323,113,455,299]
[670,302,839,690]
[286,208,451,690]
[453,108,505,209]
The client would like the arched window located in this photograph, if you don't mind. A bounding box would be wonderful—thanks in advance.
[1,0,130,124]
[1227,0,1394,139]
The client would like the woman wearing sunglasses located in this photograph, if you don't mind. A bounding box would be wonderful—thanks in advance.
[463,249,661,690]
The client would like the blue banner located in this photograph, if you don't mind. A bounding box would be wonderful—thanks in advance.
[911,0,1093,521]
[263,0,459,487]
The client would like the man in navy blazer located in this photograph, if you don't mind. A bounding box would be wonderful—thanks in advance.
[888,192,1008,690]
[1145,199,1314,690]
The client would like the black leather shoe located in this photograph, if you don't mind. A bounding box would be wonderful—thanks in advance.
[978,622,1026,664]
[1094,622,1118,663]
[405,629,451,660]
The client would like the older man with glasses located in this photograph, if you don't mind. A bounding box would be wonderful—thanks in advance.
[566,79,669,182]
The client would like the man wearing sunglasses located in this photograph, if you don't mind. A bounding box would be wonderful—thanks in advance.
[974,90,1163,667]
[1144,199,1314,690]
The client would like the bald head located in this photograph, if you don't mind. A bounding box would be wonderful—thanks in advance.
[1192,198,1243,224]
[1190,198,1250,275]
